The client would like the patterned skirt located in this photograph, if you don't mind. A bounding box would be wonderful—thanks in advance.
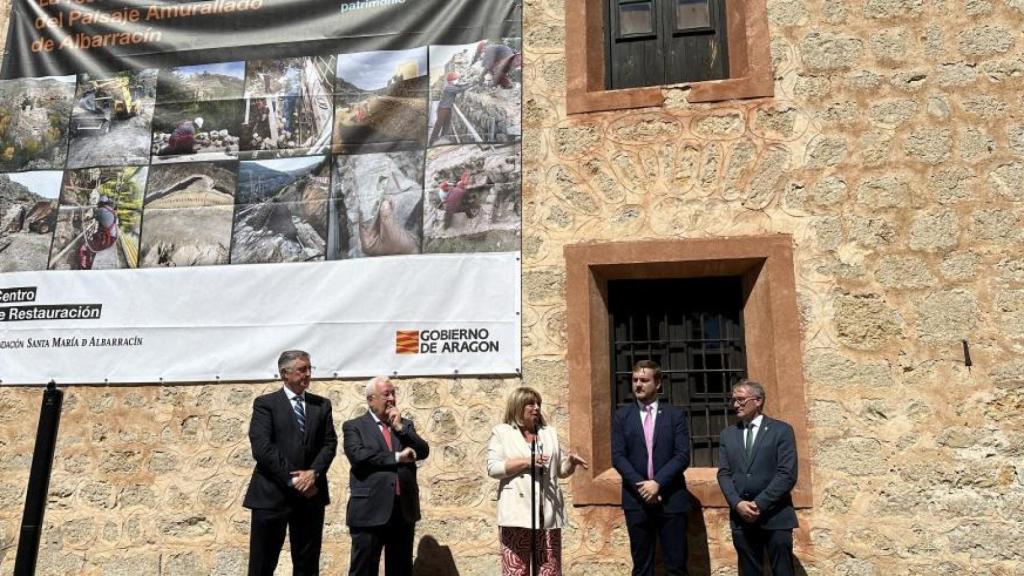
[499,526,562,576]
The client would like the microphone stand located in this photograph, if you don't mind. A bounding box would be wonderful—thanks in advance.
[537,442,545,574]
[530,439,537,576]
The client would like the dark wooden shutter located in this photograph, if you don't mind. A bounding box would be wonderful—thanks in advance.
[606,0,729,90]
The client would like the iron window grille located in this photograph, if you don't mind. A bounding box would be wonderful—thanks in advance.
[609,276,747,467]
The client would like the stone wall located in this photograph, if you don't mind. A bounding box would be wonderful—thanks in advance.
[523,0,1024,573]
[2,0,1024,574]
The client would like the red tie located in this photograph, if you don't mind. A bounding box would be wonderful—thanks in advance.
[379,420,393,450]
[379,421,399,495]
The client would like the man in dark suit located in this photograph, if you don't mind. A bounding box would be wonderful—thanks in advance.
[343,376,430,576]
[717,379,798,576]
[612,360,691,576]
[243,350,338,576]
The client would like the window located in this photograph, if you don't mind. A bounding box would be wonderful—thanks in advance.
[605,0,729,90]
[564,236,812,508]
[565,0,772,113]
[609,277,747,467]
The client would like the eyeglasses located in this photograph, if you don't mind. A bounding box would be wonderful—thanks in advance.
[730,396,759,406]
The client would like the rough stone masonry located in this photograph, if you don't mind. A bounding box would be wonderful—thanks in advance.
[1,0,1024,574]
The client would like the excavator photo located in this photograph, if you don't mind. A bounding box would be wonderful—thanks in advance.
[70,77,140,136]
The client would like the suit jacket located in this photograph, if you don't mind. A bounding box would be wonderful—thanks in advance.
[243,389,338,509]
[717,415,798,530]
[486,423,573,529]
[612,402,691,514]
[343,411,430,527]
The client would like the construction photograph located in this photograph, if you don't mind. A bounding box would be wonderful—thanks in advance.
[150,99,244,164]
[66,70,157,169]
[0,171,61,272]
[0,75,75,172]
[333,47,428,153]
[422,142,520,253]
[428,39,522,147]
[240,56,335,160]
[230,155,329,264]
[329,150,424,259]
[47,166,146,270]
[156,62,246,104]
[138,161,238,268]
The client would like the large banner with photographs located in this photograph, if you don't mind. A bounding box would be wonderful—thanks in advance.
[0,0,522,384]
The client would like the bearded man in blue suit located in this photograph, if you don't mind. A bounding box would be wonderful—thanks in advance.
[612,360,691,575]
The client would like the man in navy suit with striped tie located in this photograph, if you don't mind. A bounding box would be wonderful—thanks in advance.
[612,360,692,575]
[243,350,338,575]
[717,379,798,575]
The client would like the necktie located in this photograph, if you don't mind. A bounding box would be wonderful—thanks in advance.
[293,395,306,436]
[744,421,754,458]
[643,405,655,480]
[379,421,400,494]
[378,420,393,450]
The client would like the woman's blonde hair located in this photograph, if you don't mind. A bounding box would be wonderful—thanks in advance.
[503,386,546,429]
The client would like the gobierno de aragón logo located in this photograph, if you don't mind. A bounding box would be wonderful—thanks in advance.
[396,328,500,354]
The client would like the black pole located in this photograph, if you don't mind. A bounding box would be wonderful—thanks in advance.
[529,438,536,576]
[537,440,544,566]
[14,381,63,576]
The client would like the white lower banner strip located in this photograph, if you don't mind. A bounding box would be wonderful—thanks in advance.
[0,252,521,384]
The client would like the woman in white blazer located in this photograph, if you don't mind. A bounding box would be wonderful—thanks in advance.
[487,387,588,576]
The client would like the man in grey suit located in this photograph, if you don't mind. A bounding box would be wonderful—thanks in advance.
[717,379,798,576]
[343,376,430,576]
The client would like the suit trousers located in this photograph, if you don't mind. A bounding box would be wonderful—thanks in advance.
[625,508,689,576]
[732,526,794,576]
[348,496,415,576]
[248,500,325,576]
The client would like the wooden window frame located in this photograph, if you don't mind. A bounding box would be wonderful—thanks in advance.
[671,0,716,34]
[566,0,773,114]
[565,236,812,508]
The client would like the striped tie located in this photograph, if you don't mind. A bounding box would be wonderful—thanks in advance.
[293,395,306,435]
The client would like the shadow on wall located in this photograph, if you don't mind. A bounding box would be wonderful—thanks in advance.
[413,535,459,575]
[409,502,808,575]
[686,495,712,575]
[686,494,809,576]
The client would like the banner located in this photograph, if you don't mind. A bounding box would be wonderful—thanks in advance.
[0,0,522,383]
[0,254,521,384]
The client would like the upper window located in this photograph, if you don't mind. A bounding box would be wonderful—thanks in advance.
[566,0,772,113]
[605,0,729,89]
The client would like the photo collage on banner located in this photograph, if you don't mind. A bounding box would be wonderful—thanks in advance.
[0,38,521,272]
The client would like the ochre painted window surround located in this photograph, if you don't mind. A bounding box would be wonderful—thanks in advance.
[565,0,773,114]
[565,236,812,508]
